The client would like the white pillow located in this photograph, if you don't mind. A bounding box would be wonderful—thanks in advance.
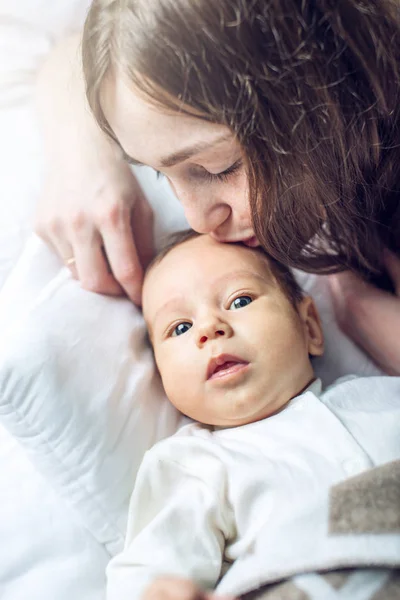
[0,233,185,556]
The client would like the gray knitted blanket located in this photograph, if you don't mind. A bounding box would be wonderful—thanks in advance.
[238,460,400,600]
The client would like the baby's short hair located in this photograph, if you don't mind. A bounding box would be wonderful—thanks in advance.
[148,230,304,308]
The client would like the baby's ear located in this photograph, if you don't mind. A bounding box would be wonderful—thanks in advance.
[297,296,324,357]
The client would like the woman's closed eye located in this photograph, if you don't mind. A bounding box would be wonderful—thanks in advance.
[156,159,242,183]
[229,295,253,310]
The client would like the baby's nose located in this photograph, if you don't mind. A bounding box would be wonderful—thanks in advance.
[197,321,233,347]
[199,328,225,345]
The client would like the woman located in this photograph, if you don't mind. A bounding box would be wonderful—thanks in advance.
[35,0,400,373]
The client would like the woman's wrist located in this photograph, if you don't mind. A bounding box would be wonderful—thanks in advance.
[35,32,107,154]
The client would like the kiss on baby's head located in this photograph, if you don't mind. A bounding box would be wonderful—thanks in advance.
[143,231,324,427]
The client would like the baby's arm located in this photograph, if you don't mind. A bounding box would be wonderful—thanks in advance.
[107,441,232,600]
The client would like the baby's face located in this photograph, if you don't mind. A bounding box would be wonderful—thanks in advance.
[143,236,323,427]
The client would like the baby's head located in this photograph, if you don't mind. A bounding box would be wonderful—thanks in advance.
[143,232,324,427]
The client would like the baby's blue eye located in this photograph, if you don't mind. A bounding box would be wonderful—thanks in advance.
[229,296,252,310]
[172,322,192,337]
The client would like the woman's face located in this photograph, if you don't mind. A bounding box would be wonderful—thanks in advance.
[101,73,259,246]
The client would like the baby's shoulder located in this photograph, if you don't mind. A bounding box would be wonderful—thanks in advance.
[142,424,231,489]
[144,422,226,470]
[321,375,400,412]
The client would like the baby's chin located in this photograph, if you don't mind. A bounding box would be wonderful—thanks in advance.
[186,396,289,428]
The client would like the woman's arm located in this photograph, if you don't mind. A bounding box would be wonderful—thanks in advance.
[329,251,400,375]
[35,34,153,305]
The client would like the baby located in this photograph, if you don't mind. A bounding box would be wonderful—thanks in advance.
[107,231,400,600]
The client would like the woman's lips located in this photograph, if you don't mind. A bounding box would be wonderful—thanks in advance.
[212,234,260,247]
[242,236,260,248]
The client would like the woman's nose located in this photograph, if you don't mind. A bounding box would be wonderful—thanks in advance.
[172,182,231,235]
[185,204,231,235]
[196,320,233,348]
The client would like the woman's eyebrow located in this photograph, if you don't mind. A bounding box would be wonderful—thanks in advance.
[159,134,232,167]
[123,133,232,169]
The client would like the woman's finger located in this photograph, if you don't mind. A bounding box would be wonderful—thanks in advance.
[45,229,78,279]
[100,206,145,305]
[71,228,124,296]
[62,252,79,279]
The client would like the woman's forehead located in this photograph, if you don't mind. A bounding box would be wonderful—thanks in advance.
[101,72,235,168]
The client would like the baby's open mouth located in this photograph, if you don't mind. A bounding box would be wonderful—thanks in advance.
[207,355,249,380]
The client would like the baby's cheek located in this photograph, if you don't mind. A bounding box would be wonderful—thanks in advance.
[162,357,187,396]
[268,318,306,357]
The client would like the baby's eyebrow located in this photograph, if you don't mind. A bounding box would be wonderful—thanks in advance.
[152,296,187,328]
[149,268,271,333]
[153,272,267,318]
[211,269,271,288]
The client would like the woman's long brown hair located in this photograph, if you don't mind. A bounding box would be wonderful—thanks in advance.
[83,0,400,283]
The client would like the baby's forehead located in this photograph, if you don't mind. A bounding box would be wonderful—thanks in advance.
[142,240,275,320]
[145,239,272,288]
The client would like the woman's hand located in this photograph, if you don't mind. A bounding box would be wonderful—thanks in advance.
[36,143,153,306]
[35,33,153,306]
[142,577,235,600]
[329,251,400,375]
